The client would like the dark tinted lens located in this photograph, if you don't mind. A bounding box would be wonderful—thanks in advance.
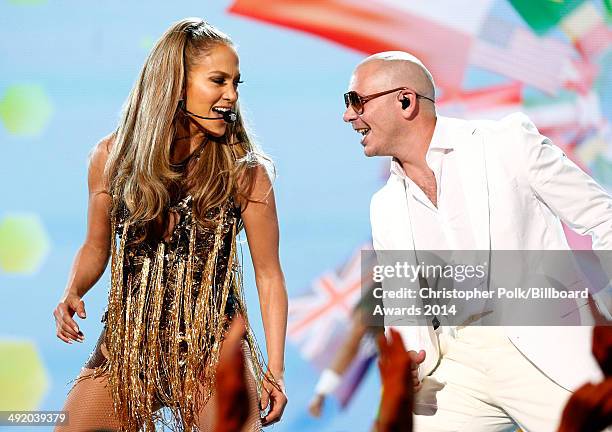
[344,91,362,113]
[343,92,350,108]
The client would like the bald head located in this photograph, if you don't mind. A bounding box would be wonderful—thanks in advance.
[357,51,435,101]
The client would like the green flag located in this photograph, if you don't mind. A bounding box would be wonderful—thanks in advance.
[604,0,612,23]
[508,0,586,34]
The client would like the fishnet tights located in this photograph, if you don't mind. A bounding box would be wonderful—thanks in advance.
[55,332,262,432]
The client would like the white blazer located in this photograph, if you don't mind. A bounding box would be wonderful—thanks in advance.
[370,112,612,391]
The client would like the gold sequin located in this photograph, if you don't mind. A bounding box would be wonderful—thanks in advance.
[74,196,267,431]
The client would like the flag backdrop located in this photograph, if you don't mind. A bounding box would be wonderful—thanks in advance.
[1,1,611,431]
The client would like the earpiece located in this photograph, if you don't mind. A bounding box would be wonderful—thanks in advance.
[401,97,410,110]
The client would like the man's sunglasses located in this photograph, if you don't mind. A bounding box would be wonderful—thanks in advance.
[343,87,435,114]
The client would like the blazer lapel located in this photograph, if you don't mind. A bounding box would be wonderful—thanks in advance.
[454,122,491,251]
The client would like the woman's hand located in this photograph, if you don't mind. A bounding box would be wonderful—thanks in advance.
[240,166,288,427]
[53,293,86,344]
[260,372,288,426]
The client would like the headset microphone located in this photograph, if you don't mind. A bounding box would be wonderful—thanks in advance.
[178,100,237,123]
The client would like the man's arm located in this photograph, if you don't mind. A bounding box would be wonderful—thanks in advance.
[517,113,612,250]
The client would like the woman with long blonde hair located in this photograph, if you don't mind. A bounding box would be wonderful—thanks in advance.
[53,18,288,431]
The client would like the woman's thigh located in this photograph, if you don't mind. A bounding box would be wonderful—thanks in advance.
[54,367,123,432]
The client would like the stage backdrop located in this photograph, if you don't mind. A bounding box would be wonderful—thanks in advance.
[0,1,610,431]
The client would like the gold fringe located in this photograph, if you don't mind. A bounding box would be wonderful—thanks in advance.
[73,202,268,432]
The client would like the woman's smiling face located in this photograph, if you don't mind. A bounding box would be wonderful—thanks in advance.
[185,43,241,137]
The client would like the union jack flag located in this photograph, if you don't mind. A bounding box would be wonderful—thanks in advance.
[288,242,375,368]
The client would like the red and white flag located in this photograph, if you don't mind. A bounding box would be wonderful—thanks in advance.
[471,14,574,94]
[438,81,524,119]
[287,242,374,366]
[229,0,495,93]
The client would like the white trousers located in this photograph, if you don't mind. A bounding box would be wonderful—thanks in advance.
[413,326,571,432]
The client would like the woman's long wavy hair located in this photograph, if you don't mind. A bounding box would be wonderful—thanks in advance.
[105,18,271,233]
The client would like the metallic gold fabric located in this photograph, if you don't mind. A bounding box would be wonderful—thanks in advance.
[75,195,266,431]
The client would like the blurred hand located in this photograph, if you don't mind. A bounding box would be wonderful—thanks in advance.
[215,314,249,432]
[593,324,612,378]
[557,379,612,432]
[260,371,288,426]
[556,300,612,432]
[308,393,325,418]
[376,329,416,432]
[588,294,612,376]
[53,293,86,344]
[378,331,425,392]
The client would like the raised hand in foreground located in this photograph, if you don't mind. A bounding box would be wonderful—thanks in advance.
[214,315,250,432]
[557,298,612,432]
[375,329,417,432]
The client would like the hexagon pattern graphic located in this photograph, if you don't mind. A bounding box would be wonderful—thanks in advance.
[0,340,49,410]
[0,84,53,137]
[0,214,50,274]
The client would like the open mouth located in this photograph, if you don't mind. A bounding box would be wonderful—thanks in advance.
[355,127,370,142]
[212,106,233,115]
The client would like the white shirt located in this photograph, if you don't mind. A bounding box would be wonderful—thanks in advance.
[390,119,477,252]
[390,120,486,326]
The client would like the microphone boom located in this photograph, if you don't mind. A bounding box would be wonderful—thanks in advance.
[179,101,237,124]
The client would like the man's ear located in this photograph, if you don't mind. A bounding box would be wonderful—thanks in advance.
[398,90,416,119]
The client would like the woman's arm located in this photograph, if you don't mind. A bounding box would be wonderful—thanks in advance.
[53,136,113,344]
[240,165,288,425]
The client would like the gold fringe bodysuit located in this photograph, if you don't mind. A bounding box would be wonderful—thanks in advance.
[76,151,265,431]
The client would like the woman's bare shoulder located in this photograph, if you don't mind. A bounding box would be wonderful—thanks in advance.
[235,162,275,212]
[90,133,115,165]
[88,133,116,190]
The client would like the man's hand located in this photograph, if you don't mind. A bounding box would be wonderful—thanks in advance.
[409,350,426,392]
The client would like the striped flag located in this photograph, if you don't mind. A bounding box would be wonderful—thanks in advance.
[229,0,575,94]
[471,15,574,94]
[287,242,374,367]
[437,82,524,119]
[287,242,379,408]
[228,0,494,92]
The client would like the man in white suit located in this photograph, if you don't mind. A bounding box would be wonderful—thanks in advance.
[342,51,612,431]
